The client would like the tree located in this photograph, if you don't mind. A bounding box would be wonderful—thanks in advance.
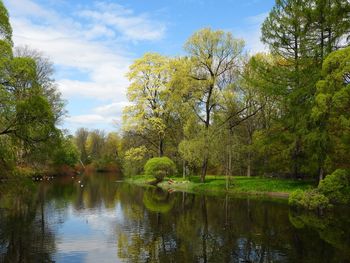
[0,56,58,144]
[261,0,318,178]
[0,0,12,45]
[0,2,64,172]
[124,53,171,157]
[261,0,350,178]
[86,129,106,161]
[75,128,89,164]
[183,28,245,182]
[52,135,79,167]
[103,132,121,162]
[309,0,350,63]
[311,46,350,179]
[14,46,66,123]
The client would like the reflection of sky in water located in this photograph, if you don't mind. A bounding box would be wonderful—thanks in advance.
[53,203,124,262]
[2,175,350,263]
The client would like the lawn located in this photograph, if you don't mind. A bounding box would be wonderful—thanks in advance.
[126,175,315,197]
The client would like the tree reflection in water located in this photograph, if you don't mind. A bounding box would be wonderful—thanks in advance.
[114,184,350,263]
[0,179,56,262]
[0,174,349,262]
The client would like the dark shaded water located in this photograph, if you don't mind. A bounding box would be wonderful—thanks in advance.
[0,173,349,263]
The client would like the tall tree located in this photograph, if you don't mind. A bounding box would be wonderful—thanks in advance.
[261,0,350,178]
[311,46,350,180]
[86,129,106,160]
[124,53,171,157]
[14,46,66,123]
[310,0,350,63]
[75,128,89,164]
[262,0,316,178]
[183,28,245,182]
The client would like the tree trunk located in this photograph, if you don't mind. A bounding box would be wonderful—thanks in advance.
[247,160,251,178]
[201,126,210,183]
[159,138,164,157]
[292,137,301,179]
[247,132,252,178]
[182,160,186,179]
[226,129,233,190]
[319,167,324,184]
[201,154,208,183]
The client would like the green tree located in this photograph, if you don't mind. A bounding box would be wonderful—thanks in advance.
[75,128,89,164]
[183,28,245,182]
[311,46,350,178]
[124,53,171,157]
[86,129,106,161]
[0,0,12,45]
[261,0,350,178]
[52,135,79,167]
[0,2,63,172]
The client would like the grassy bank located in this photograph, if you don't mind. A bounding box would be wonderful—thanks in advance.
[125,175,315,198]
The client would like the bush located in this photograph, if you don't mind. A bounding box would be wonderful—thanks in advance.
[144,157,176,181]
[318,169,350,204]
[288,189,305,207]
[289,189,331,210]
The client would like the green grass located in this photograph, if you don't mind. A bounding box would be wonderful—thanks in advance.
[126,175,315,198]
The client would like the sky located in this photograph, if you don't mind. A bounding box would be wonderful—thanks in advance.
[4,0,275,134]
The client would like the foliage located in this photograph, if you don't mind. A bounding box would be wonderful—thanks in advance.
[289,169,350,209]
[123,53,171,157]
[311,47,350,175]
[318,169,350,204]
[0,2,65,174]
[182,28,245,181]
[289,189,331,210]
[52,135,79,168]
[144,157,176,181]
[123,146,148,176]
[0,0,12,44]
[75,128,89,163]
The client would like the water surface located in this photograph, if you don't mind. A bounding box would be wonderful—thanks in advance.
[0,173,349,262]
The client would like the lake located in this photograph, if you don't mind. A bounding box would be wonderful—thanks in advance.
[0,173,349,263]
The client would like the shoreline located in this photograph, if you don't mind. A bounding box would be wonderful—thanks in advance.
[125,175,314,200]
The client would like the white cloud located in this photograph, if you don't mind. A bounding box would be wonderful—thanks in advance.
[233,12,268,54]
[5,0,55,19]
[64,102,130,130]
[94,102,131,116]
[4,0,166,132]
[245,12,268,25]
[78,2,166,41]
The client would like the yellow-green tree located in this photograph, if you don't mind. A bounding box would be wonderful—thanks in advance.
[182,28,245,182]
[123,53,171,157]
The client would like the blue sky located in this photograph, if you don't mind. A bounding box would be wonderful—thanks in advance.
[4,0,274,134]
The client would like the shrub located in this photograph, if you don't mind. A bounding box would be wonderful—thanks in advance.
[288,189,305,207]
[318,169,350,204]
[144,157,176,181]
[289,189,331,210]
